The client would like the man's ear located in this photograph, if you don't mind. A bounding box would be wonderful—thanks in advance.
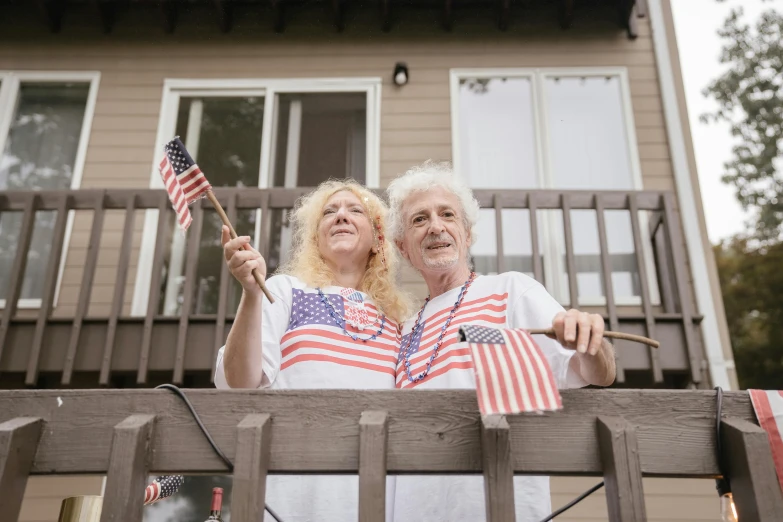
[396,239,410,262]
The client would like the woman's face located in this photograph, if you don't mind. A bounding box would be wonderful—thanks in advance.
[317,190,374,269]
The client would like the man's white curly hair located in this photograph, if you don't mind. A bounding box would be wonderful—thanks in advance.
[386,161,480,243]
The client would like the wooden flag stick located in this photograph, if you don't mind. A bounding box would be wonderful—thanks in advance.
[527,328,660,348]
[206,191,275,304]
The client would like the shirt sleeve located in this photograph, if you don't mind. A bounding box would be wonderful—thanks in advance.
[508,276,588,390]
[214,275,293,389]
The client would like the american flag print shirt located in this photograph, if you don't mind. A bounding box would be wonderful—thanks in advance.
[395,272,587,391]
[215,275,399,390]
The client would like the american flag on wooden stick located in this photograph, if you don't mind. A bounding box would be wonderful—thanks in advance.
[749,390,783,494]
[144,475,184,505]
[459,325,562,416]
[158,136,212,230]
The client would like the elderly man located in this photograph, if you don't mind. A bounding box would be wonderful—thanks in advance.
[386,161,616,521]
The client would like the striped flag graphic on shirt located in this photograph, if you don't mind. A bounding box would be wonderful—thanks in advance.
[397,293,509,389]
[749,389,783,494]
[459,325,562,415]
[157,136,212,230]
[280,288,399,375]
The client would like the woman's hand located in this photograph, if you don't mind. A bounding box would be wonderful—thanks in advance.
[221,225,267,296]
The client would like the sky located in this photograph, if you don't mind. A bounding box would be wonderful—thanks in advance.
[670,0,777,243]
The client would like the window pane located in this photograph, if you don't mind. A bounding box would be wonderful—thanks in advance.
[271,92,366,186]
[544,75,640,304]
[0,82,89,301]
[544,76,633,190]
[269,92,367,272]
[159,96,264,316]
[457,77,538,188]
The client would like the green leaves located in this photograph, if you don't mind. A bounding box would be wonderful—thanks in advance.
[703,5,783,240]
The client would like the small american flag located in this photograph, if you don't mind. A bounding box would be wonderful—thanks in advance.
[158,136,212,230]
[749,390,783,494]
[459,325,562,415]
[144,475,184,505]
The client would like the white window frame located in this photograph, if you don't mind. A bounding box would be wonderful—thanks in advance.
[0,71,100,310]
[131,77,382,316]
[450,67,659,307]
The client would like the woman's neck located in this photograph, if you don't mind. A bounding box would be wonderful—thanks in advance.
[328,263,365,290]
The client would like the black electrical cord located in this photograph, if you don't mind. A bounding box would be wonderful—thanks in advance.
[538,480,605,522]
[714,386,732,499]
[156,384,284,522]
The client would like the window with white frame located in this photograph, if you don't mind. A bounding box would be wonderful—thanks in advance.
[132,79,381,317]
[0,72,99,308]
[451,68,659,306]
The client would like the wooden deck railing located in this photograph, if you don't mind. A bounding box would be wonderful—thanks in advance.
[0,188,702,389]
[1,389,781,522]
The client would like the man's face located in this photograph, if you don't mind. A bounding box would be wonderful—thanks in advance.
[397,185,471,273]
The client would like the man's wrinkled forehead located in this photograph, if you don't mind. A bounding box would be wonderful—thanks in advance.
[402,186,461,218]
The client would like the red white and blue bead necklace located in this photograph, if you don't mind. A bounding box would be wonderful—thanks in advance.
[400,271,476,383]
[317,288,387,342]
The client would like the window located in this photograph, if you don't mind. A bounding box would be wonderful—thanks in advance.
[451,68,659,306]
[0,72,99,308]
[132,79,380,317]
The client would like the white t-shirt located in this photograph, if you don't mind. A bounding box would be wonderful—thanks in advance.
[215,274,399,522]
[393,272,587,522]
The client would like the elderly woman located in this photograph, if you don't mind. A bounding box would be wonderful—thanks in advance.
[215,179,408,521]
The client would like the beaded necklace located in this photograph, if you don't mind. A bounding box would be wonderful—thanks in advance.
[400,272,476,383]
[317,287,387,343]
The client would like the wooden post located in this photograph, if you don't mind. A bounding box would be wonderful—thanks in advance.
[100,415,156,522]
[359,411,389,522]
[0,417,43,521]
[231,414,272,522]
[720,417,783,521]
[597,416,647,522]
[206,190,274,303]
[481,415,515,522]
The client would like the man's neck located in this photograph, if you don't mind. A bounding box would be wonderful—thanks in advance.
[424,265,472,298]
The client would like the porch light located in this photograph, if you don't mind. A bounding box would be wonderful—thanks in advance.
[393,62,409,86]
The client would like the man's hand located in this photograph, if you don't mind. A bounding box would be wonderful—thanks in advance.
[550,308,605,355]
[222,225,267,296]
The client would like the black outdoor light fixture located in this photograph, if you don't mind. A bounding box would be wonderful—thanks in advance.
[393,62,409,86]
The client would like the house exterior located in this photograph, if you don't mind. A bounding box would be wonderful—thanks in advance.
[0,0,738,520]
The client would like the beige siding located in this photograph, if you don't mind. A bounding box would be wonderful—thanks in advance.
[0,16,677,317]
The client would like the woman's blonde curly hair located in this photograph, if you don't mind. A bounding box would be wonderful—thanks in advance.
[276,179,411,323]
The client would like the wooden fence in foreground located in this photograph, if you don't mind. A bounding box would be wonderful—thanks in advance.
[1,389,781,521]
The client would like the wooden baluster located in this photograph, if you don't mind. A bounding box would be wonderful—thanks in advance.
[26,195,71,386]
[528,193,543,283]
[0,417,43,521]
[138,196,171,384]
[595,195,625,383]
[0,195,37,363]
[100,195,137,385]
[62,191,106,385]
[494,194,505,274]
[481,415,514,522]
[597,416,647,522]
[173,202,204,385]
[629,194,663,383]
[231,414,272,522]
[100,415,156,522]
[720,417,783,521]
[661,193,700,384]
[359,411,389,522]
[561,195,579,308]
